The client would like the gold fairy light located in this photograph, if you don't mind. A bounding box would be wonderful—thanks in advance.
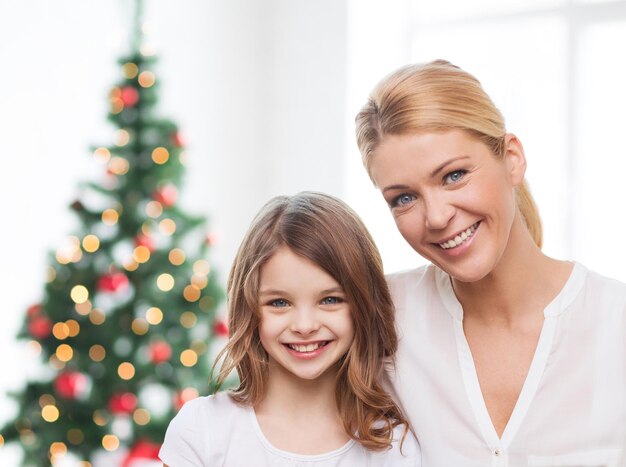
[156,273,175,291]
[191,340,207,355]
[145,201,163,218]
[159,218,176,235]
[199,296,215,311]
[151,147,169,164]
[133,245,151,263]
[191,275,208,290]
[0,434,4,447]
[89,309,106,325]
[52,322,70,340]
[66,320,80,337]
[93,147,111,163]
[82,234,100,253]
[108,156,130,175]
[49,354,65,370]
[39,394,55,408]
[123,258,139,272]
[92,410,108,427]
[168,248,186,265]
[138,71,156,88]
[193,260,211,276]
[56,236,81,264]
[89,345,106,362]
[145,307,163,325]
[41,405,60,422]
[183,284,201,302]
[180,311,197,328]
[70,285,89,304]
[75,300,92,316]
[118,362,135,380]
[114,129,130,147]
[102,434,120,451]
[122,62,139,79]
[133,408,150,425]
[180,349,198,367]
[56,344,73,362]
[49,442,67,457]
[110,98,124,114]
[27,340,42,356]
[101,208,119,226]
[46,266,57,283]
[131,318,149,335]
[67,428,84,445]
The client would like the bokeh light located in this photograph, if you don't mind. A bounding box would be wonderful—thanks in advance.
[41,405,60,422]
[102,434,120,451]
[70,285,89,304]
[168,248,186,265]
[82,234,100,253]
[145,307,163,325]
[89,345,106,362]
[151,147,169,165]
[156,274,175,291]
[180,349,198,367]
[138,71,156,87]
[118,362,135,380]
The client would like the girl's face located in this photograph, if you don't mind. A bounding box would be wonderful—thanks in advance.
[369,129,525,282]
[258,246,354,382]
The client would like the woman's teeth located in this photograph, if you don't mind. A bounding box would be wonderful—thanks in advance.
[287,341,327,353]
[439,223,479,249]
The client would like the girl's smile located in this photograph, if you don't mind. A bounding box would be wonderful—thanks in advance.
[258,246,354,381]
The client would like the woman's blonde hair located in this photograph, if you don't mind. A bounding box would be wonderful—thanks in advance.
[355,59,542,247]
[213,191,408,451]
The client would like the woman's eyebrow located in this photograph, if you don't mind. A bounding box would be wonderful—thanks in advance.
[430,155,470,178]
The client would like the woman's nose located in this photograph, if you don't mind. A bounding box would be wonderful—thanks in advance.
[423,193,455,230]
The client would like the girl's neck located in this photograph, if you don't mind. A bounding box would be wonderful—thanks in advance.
[452,214,573,325]
[253,362,350,455]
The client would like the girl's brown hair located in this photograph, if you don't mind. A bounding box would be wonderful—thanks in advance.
[213,191,407,451]
[355,59,542,247]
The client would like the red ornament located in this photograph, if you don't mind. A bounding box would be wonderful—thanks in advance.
[170,132,185,148]
[174,387,199,411]
[214,319,229,337]
[122,439,161,467]
[54,371,88,399]
[108,392,138,415]
[205,232,219,246]
[152,184,178,207]
[120,86,139,107]
[28,315,52,339]
[27,304,42,317]
[149,341,172,364]
[134,234,155,252]
[97,272,129,293]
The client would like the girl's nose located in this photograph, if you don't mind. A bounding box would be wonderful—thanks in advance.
[290,307,321,335]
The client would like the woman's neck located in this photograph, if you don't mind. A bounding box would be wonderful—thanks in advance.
[452,214,573,325]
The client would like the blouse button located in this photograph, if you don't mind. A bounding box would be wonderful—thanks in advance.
[494,449,502,456]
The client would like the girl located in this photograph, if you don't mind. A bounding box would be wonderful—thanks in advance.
[159,192,420,466]
[355,60,626,466]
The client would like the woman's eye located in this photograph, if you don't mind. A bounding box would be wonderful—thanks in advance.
[392,193,416,207]
[270,299,289,308]
[444,170,467,184]
[321,296,343,305]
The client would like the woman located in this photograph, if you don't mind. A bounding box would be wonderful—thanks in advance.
[355,60,626,466]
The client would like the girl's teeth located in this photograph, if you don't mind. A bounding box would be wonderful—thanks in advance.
[439,223,478,249]
[288,342,325,353]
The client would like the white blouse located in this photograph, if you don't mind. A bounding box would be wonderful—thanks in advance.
[386,262,626,467]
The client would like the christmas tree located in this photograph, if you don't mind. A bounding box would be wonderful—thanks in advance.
[0,6,226,466]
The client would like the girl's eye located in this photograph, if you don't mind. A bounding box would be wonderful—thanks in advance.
[391,193,416,208]
[269,299,289,308]
[444,170,467,184]
[321,296,343,305]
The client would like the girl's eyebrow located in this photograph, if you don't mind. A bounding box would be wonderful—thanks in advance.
[258,289,288,296]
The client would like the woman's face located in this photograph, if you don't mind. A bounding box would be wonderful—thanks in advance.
[369,129,525,282]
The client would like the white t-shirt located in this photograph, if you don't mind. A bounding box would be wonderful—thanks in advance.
[159,392,421,467]
[386,262,626,467]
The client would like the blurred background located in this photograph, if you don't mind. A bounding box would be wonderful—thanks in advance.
[1,0,625,464]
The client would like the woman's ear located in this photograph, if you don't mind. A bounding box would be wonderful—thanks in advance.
[504,133,527,186]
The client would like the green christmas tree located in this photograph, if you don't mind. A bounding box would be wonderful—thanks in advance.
[0,7,225,467]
